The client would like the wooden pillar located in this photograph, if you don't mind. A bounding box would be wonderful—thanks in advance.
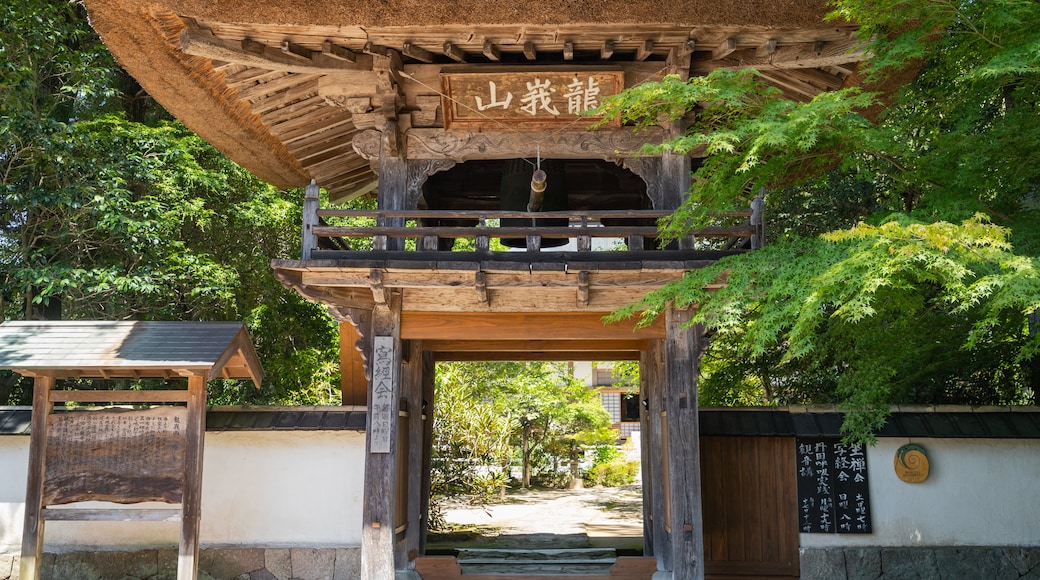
[418,351,435,555]
[400,340,425,571]
[301,179,319,259]
[377,120,406,251]
[642,340,671,571]
[19,375,54,580]
[361,295,404,578]
[178,374,207,580]
[663,308,705,579]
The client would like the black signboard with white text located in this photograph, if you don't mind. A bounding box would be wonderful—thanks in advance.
[795,438,872,534]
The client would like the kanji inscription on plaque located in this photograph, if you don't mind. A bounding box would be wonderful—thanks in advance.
[44,406,187,504]
[370,336,395,454]
[441,70,624,130]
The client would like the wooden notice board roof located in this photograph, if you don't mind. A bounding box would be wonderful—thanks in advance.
[0,321,264,387]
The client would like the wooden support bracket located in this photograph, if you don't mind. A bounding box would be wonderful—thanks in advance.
[577,271,590,308]
[475,271,489,305]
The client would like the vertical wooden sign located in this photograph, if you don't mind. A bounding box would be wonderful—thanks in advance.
[370,336,395,453]
[796,438,872,534]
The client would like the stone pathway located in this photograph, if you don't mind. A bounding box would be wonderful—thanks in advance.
[429,484,644,551]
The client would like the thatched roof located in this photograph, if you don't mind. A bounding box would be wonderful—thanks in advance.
[84,0,871,203]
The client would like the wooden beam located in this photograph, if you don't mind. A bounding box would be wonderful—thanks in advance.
[442,42,467,63]
[756,38,778,57]
[523,41,537,61]
[436,350,640,362]
[481,40,501,62]
[712,38,738,60]
[401,312,665,340]
[563,41,574,61]
[405,126,668,161]
[19,375,53,580]
[322,41,357,62]
[757,70,820,100]
[42,508,181,522]
[601,40,615,60]
[786,67,846,90]
[302,270,683,290]
[691,38,868,73]
[49,390,190,403]
[402,42,434,64]
[280,40,313,60]
[179,28,370,75]
[423,339,649,352]
[636,39,655,61]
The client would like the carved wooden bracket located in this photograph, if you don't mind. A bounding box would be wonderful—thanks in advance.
[622,157,666,210]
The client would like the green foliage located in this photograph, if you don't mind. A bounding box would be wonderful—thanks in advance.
[0,3,340,404]
[430,361,613,514]
[601,0,1040,442]
[584,459,639,488]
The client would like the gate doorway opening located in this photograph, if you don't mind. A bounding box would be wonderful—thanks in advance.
[424,360,645,558]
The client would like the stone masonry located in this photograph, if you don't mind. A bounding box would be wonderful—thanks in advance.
[800,547,1040,580]
[0,547,361,580]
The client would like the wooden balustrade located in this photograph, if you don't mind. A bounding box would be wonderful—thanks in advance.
[301,207,765,259]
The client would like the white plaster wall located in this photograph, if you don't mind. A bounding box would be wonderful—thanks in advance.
[0,430,366,552]
[800,438,1040,548]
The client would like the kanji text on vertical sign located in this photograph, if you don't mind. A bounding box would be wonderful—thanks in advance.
[370,336,395,454]
[441,69,624,130]
[795,437,872,534]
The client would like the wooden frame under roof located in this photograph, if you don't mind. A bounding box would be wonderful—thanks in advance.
[84,0,871,204]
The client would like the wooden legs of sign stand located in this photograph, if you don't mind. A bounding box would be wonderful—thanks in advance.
[19,376,54,580]
[178,375,207,580]
[19,373,207,580]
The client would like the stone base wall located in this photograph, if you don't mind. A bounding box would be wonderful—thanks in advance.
[800,547,1040,580]
[0,547,361,580]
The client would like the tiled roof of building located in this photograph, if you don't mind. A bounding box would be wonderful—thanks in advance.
[0,320,263,386]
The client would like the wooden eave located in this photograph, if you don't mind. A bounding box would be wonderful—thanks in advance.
[0,321,264,388]
[84,0,871,204]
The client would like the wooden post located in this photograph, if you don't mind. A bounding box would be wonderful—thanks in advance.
[378,121,406,251]
[361,296,403,578]
[178,375,207,580]
[751,187,766,250]
[301,179,319,259]
[662,153,693,249]
[19,375,54,580]
[638,347,653,558]
[642,341,670,571]
[418,351,435,555]
[664,308,705,579]
[401,340,425,570]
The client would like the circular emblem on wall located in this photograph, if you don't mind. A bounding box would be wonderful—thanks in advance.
[894,443,929,483]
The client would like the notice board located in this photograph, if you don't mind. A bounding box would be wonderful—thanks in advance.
[795,437,872,534]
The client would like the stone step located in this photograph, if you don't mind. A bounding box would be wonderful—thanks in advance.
[455,548,617,576]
